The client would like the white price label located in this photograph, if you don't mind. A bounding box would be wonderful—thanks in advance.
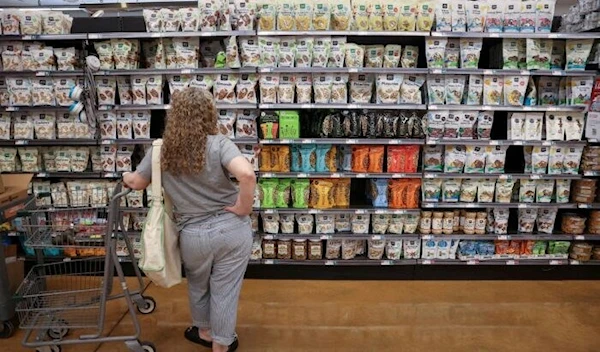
[431,69,443,74]
[422,260,433,265]
[325,260,336,266]
[301,139,314,144]
[15,140,28,145]
[181,69,193,74]
[422,235,433,240]
[330,173,341,178]
[489,33,500,38]
[578,204,589,209]
[261,173,274,178]
[320,235,331,240]
[551,70,563,76]
[423,203,434,208]
[308,209,320,214]
[6,107,17,112]
[570,260,580,265]
[392,174,404,178]
[263,235,274,240]
[388,140,400,144]
[574,235,585,240]
[530,174,541,179]
[424,173,436,178]
[381,260,392,266]
[347,104,359,109]
[548,34,559,38]
[150,33,162,38]
[467,260,478,265]
[482,106,492,111]
[429,105,440,110]
[549,260,561,265]
[465,204,476,208]
[520,70,530,76]
[36,173,48,178]
[372,235,382,240]
[300,104,311,109]
[345,139,358,144]
[497,235,509,240]
[263,209,275,214]
[523,106,533,111]
[278,139,291,144]
[542,141,552,146]
[506,260,517,265]
[63,257,72,262]
[89,34,100,39]
[518,204,528,209]
[297,173,308,178]
[483,70,494,75]
[355,209,367,214]
[35,71,48,77]
[348,68,359,73]
[356,173,367,178]
[264,259,274,265]
[489,140,499,145]
[513,141,524,145]
[374,210,386,214]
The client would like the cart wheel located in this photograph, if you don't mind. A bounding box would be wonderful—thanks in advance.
[47,326,69,340]
[0,320,14,339]
[136,297,156,314]
[141,341,156,352]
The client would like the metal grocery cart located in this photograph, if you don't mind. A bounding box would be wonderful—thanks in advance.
[14,184,156,352]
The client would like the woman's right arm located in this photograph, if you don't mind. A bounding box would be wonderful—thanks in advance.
[224,156,256,216]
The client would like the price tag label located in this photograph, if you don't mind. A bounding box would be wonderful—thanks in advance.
[570,260,580,265]
[263,235,274,240]
[578,204,589,209]
[489,140,499,145]
[348,68,359,73]
[6,107,17,112]
[261,173,274,178]
[424,173,436,178]
[520,70,530,76]
[36,173,48,178]
[482,105,492,111]
[431,69,443,74]
[89,34,100,39]
[308,209,320,214]
[392,174,404,178]
[356,173,367,178]
[552,70,564,76]
[518,204,528,209]
[347,104,359,109]
[513,141,524,145]
[523,106,533,111]
[330,173,341,178]
[355,209,367,214]
[497,235,509,240]
[325,260,336,266]
[278,139,291,144]
[574,235,585,240]
[506,260,517,265]
[422,260,433,265]
[264,259,274,265]
[381,260,392,266]
[63,257,72,262]
[374,210,386,214]
[345,139,358,144]
[489,33,500,38]
[467,260,478,265]
[422,235,433,240]
[300,104,311,109]
[549,260,561,265]
[548,33,559,38]
[181,69,193,74]
[388,139,400,144]
[465,204,476,208]
[15,140,28,145]
[297,173,308,178]
[263,209,275,214]
[372,235,382,240]
[483,70,494,75]
[429,105,439,110]
[150,33,162,38]
[320,235,331,240]
[542,141,552,146]
[530,174,541,180]
[423,203,434,208]
[426,140,438,145]
[301,139,313,144]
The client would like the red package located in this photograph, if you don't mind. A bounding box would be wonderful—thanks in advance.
[387,145,420,173]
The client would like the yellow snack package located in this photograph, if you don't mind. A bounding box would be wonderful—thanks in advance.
[398,0,417,31]
[368,0,384,31]
[416,0,434,31]
[295,0,313,30]
[352,0,370,30]
[312,0,331,30]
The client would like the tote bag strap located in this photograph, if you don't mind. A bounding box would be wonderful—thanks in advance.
[151,139,175,219]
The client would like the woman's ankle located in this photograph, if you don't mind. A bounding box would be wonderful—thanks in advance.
[199,328,213,341]
[212,342,228,352]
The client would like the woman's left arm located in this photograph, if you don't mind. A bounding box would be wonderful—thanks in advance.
[123,171,150,190]
[123,148,153,190]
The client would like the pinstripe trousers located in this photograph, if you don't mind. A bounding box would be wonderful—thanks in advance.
[179,212,252,346]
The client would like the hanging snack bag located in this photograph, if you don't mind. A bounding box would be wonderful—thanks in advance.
[345,43,365,68]
[435,0,452,31]
[417,0,435,31]
[484,145,508,173]
[466,0,486,32]
[566,39,593,70]
[95,77,117,106]
[459,38,482,69]
[451,0,467,32]
[564,113,584,141]
[444,145,466,173]
[445,75,466,105]
[483,76,503,105]
[278,37,296,68]
[445,39,460,68]
[467,74,483,105]
[477,111,493,140]
[535,179,554,203]
[532,146,549,174]
[503,0,521,32]
[277,0,295,31]
[504,75,527,106]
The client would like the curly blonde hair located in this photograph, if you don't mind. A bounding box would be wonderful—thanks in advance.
[161,87,218,175]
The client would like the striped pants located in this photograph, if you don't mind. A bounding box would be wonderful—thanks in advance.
[179,212,252,346]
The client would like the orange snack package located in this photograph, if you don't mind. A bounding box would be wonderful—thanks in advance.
[351,145,370,173]
[494,240,509,255]
[259,146,273,171]
[387,145,420,173]
[368,146,385,173]
[521,240,535,255]
[277,145,291,172]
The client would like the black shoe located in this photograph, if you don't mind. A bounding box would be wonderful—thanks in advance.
[227,337,239,352]
[184,326,212,348]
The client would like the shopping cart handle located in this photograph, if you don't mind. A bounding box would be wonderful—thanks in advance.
[111,181,133,199]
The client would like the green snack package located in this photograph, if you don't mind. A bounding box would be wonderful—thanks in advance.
[214,52,227,68]
[532,241,547,255]
[275,179,292,208]
[277,110,300,139]
[548,241,570,255]
[291,179,310,208]
[259,179,279,209]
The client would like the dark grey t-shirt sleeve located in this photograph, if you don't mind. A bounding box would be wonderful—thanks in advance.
[220,136,242,167]
[136,147,153,181]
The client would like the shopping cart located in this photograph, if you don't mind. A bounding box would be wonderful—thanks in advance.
[14,184,156,352]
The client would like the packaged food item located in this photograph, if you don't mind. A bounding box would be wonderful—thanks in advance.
[551,41,565,69]
[532,146,549,174]
[538,77,560,106]
[485,145,508,173]
[423,145,443,171]
[476,111,493,140]
[442,179,461,202]
[435,0,452,31]
[460,179,478,202]
[132,110,151,139]
[547,146,565,175]
[31,78,55,106]
[444,145,466,173]
[427,76,446,105]
[568,76,594,106]
[441,39,460,69]
[503,0,520,32]
[349,74,374,103]
[566,39,593,70]
[239,37,261,68]
[564,113,584,141]
[416,0,435,31]
[328,37,347,68]
[330,74,349,104]
[400,45,419,68]
[376,74,402,104]
[32,111,56,140]
[483,76,503,105]
[460,38,482,69]
[278,37,296,68]
[365,45,384,68]
[313,74,332,104]
[398,0,418,31]
[503,76,527,106]
[425,38,447,68]
[445,75,466,105]
[562,146,583,175]
[99,111,117,140]
[524,113,543,140]
[519,179,536,203]
[383,1,400,30]
[236,74,258,104]
[7,78,32,106]
[116,145,133,172]
[315,144,337,172]
[519,1,536,33]
[422,179,442,202]
[536,208,557,234]
[535,179,554,203]
[526,39,552,70]
[295,213,313,234]
[312,0,331,30]
[463,146,486,173]
[502,39,521,69]
[443,112,459,138]
[466,0,485,32]
[494,179,514,203]
[345,44,365,68]
[259,36,280,68]
[475,179,494,202]
[451,0,467,32]
[400,75,425,104]
[95,77,117,106]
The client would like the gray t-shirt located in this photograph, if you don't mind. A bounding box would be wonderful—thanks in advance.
[136,134,242,229]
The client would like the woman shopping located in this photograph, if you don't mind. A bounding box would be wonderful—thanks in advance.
[123,87,256,352]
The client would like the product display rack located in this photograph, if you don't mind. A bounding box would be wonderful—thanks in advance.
[0,2,599,274]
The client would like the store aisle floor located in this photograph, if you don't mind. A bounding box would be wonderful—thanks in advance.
[6,280,600,352]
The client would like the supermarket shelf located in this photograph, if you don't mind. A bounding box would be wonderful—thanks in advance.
[425,139,587,146]
[93,67,257,76]
[428,104,586,112]
[429,68,599,76]
[260,233,417,240]
[571,234,600,240]
[570,260,600,265]
[419,258,569,265]
[88,30,255,39]
[32,172,115,179]
[0,34,87,41]
[3,106,69,112]
[250,258,418,265]
[101,139,154,145]
[257,31,430,37]
[258,67,429,74]
[259,103,427,110]
[259,172,422,179]
[0,70,84,77]
[98,103,257,111]
[583,171,600,176]
[420,233,573,240]
[0,139,97,146]
[259,208,420,215]
[423,172,582,180]
[577,203,600,209]
[430,31,600,39]
[421,202,577,209]
[260,138,424,145]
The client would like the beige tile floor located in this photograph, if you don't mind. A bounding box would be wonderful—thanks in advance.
[5,279,600,352]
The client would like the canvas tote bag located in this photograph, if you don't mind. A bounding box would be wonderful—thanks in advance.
[138,139,182,288]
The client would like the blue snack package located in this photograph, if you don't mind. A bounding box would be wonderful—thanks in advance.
[369,179,389,208]
[316,144,337,172]
[338,145,352,171]
[299,145,317,172]
[291,145,301,172]
[477,241,495,255]
[459,240,477,256]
